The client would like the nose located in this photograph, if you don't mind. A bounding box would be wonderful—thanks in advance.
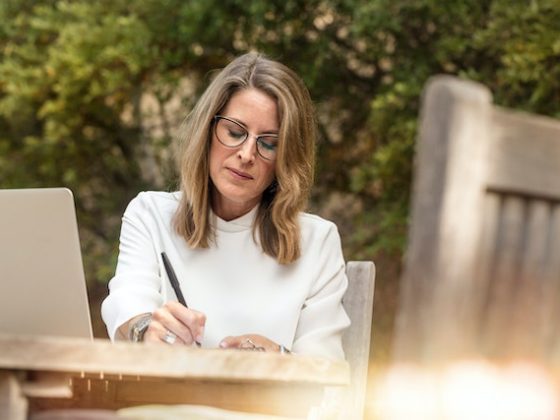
[237,136,258,164]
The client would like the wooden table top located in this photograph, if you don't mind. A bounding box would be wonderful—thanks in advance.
[0,333,349,385]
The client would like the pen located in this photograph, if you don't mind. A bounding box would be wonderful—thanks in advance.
[161,251,201,346]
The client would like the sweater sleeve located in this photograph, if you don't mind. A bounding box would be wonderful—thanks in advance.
[101,193,164,340]
[291,223,351,360]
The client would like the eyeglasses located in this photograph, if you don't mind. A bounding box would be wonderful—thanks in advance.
[213,115,278,161]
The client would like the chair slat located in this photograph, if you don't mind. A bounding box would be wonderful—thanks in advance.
[342,261,375,420]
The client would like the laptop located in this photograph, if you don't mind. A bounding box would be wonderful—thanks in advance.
[0,188,93,339]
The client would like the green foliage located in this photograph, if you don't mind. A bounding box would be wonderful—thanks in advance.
[0,0,155,283]
[468,0,560,116]
[1,0,559,293]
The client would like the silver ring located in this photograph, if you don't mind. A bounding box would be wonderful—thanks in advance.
[241,338,256,349]
[162,330,177,345]
[241,338,265,351]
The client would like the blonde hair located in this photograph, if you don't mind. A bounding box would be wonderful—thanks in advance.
[174,52,316,264]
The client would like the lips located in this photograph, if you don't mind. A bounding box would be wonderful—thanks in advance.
[227,167,254,180]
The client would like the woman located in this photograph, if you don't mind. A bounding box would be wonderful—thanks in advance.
[101,53,350,360]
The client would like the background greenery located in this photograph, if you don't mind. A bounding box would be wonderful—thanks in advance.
[1,0,559,378]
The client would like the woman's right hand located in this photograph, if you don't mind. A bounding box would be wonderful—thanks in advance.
[144,301,206,346]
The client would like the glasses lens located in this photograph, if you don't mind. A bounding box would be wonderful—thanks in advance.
[215,117,247,147]
[214,116,278,161]
[257,136,278,160]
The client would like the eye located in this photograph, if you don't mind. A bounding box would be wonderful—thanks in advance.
[227,128,246,139]
[258,136,278,150]
[220,119,247,139]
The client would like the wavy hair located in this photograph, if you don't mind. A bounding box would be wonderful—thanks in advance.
[173,52,316,264]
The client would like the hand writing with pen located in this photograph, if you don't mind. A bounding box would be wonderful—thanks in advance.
[141,302,283,352]
[138,252,288,353]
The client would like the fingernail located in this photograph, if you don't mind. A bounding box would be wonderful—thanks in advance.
[196,327,204,344]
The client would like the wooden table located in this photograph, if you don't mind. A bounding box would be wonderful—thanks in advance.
[0,334,349,419]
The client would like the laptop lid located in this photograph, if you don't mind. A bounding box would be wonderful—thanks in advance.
[0,188,93,339]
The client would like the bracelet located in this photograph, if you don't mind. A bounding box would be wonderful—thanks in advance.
[279,345,292,354]
[128,313,152,342]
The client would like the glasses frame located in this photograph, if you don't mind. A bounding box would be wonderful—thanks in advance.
[213,115,279,161]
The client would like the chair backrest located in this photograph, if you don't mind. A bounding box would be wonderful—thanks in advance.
[342,261,376,419]
[394,75,560,364]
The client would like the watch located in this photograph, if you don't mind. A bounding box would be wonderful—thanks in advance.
[129,314,152,342]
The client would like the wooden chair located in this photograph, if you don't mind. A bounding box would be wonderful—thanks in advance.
[342,261,376,419]
[394,75,560,364]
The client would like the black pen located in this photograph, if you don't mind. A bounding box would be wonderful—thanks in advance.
[161,251,201,346]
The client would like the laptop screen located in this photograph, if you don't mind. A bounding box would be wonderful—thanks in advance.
[0,188,93,339]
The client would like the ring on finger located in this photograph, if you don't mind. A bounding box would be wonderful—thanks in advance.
[241,338,265,351]
[162,330,177,345]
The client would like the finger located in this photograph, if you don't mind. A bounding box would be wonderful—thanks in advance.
[152,305,196,345]
[166,301,206,344]
[219,335,273,351]
[144,319,186,345]
[219,335,240,349]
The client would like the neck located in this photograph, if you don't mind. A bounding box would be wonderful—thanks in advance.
[211,193,260,221]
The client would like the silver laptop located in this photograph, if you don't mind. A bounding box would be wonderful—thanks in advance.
[0,188,93,339]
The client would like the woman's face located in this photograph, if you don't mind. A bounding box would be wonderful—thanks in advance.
[209,88,278,221]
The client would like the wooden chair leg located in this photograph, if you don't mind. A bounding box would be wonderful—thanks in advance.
[0,371,28,420]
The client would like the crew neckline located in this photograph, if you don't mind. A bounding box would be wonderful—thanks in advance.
[211,205,259,233]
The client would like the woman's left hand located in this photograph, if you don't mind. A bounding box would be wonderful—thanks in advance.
[219,334,280,352]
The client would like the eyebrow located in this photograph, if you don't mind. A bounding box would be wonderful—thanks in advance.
[225,116,279,135]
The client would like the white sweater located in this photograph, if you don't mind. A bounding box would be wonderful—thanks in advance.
[101,192,350,360]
